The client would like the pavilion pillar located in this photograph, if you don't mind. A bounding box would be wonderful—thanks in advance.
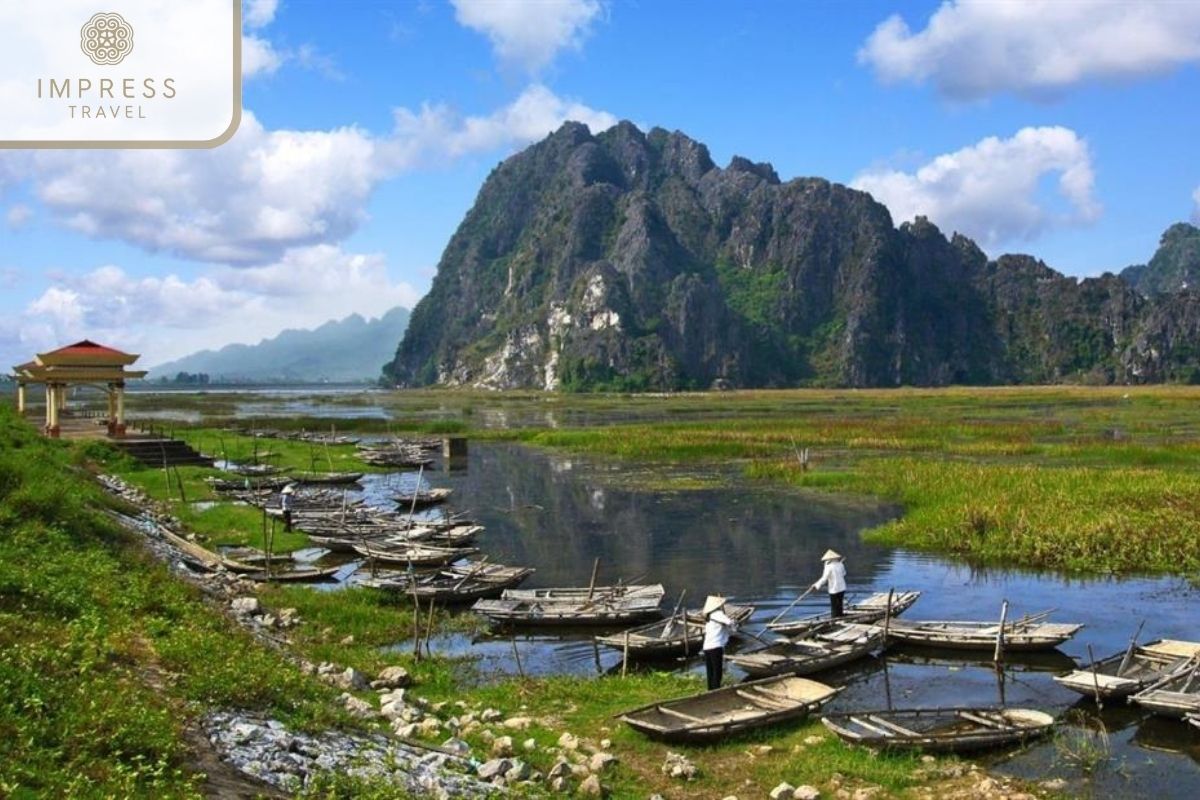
[16,382,25,413]
[113,381,126,437]
[106,384,117,435]
[45,384,60,437]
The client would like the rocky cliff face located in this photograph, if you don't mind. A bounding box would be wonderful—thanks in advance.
[385,122,1200,389]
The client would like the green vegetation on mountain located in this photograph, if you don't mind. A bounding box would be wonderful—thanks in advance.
[385,122,1200,390]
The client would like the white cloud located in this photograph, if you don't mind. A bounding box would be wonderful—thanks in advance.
[244,0,279,29]
[451,0,602,72]
[852,126,1100,248]
[859,1,1200,100]
[4,246,420,367]
[5,204,31,229]
[243,34,286,77]
[13,88,615,266]
[28,112,379,265]
[384,83,617,167]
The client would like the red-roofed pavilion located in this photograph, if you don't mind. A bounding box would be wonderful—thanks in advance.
[11,340,147,437]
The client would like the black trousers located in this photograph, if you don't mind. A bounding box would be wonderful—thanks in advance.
[704,647,724,690]
[830,591,844,618]
[282,509,293,532]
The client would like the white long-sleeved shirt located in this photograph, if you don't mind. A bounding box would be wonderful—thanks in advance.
[813,560,846,594]
[702,609,737,651]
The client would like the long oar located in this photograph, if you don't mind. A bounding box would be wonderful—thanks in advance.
[769,585,816,626]
[1116,619,1146,677]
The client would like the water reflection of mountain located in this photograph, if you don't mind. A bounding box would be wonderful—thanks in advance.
[439,443,898,602]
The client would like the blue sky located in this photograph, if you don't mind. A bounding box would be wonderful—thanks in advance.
[2,0,1199,369]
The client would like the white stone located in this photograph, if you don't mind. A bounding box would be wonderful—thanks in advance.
[579,774,604,797]
[588,752,617,773]
[371,666,411,690]
[770,783,796,800]
[491,736,514,757]
[230,597,259,615]
[794,787,821,800]
[502,716,533,730]
[558,732,579,750]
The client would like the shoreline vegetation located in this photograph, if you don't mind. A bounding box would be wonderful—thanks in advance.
[145,385,1200,576]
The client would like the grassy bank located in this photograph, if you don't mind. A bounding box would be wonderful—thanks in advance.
[0,407,349,797]
[497,387,1200,575]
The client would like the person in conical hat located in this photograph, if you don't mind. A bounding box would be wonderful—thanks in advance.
[812,549,846,618]
[280,483,296,532]
[701,594,737,691]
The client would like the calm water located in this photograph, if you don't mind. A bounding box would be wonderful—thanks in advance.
[301,441,1200,798]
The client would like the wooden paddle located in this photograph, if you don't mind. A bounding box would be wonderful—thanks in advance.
[768,584,816,626]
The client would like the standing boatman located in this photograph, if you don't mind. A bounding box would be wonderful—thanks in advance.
[280,483,296,532]
[701,595,738,691]
[812,549,847,618]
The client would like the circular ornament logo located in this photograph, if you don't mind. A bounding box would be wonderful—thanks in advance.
[80,12,134,66]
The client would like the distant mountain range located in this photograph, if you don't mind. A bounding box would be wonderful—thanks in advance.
[385,121,1200,390]
[149,307,410,383]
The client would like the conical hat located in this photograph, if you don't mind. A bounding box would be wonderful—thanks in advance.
[702,595,726,615]
[281,484,296,494]
[821,549,842,561]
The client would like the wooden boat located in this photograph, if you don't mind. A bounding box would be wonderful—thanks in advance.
[291,472,364,486]
[1131,662,1200,718]
[619,675,839,743]
[473,584,666,626]
[244,565,344,583]
[727,623,885,679]
[766,591,921,637]
[595,604,755,660]
[822,707,1054,753]
[206,476,291,492]
[1188,713,1200,732]
[360,562,535,603]
[393,487,453,508]
[425,524,484,548]
[1055,640,1200,699]
[352,540,476,567]
[885,616,1082,651]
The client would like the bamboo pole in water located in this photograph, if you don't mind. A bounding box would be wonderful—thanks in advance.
[993,600,1009,663]
[586,557,600,601]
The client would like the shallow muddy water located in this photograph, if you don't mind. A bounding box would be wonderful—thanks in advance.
[334,441,1200,798]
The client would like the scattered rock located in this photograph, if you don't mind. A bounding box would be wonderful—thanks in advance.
[752,744,774,756]
[480,708,503,723]
[1040,778,1068,792]
[770,783,796,800]
[340,693,375,718]
[503,715,533,730]
[793,786,820,800]
[803,735,823,746]
[550,776,568,792]
[476,758,512,781]
[523,738,537,752]
[371,665,411,690]
[339,635,354,646]
[231,597,260,615]
[491,736,514,757]
[505,761,530,782]
[579,774,604,797]
[332,667,369,692]
[661,751,698,780]
[852,788,881,800]
[558,731,580,750]
[441,737,471,756]
[599,738,611,749]
[588,752,617,773]
[548,759,571,779]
